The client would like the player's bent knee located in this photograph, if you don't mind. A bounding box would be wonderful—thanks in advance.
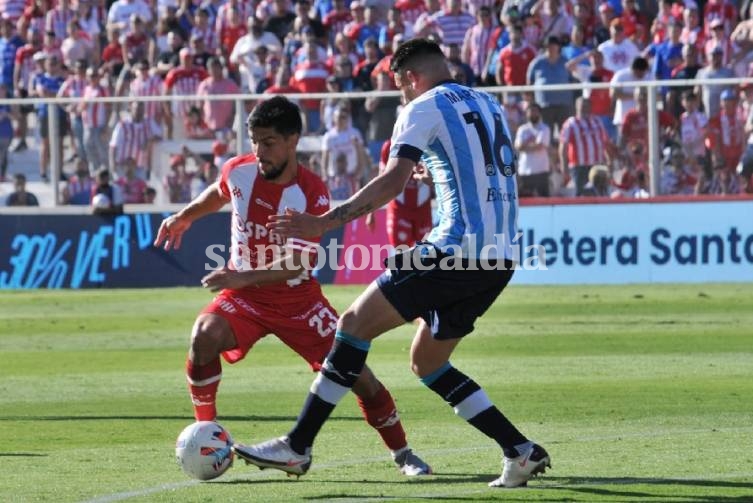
[190,314,235,363]
[352,365,381,398]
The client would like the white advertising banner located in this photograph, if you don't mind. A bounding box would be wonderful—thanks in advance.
[513,200,753,284]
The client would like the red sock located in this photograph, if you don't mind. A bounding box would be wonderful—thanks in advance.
[186,357,222,421]
[357,384,407,451]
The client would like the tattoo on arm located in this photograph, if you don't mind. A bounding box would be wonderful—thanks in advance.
[328,202,374,225]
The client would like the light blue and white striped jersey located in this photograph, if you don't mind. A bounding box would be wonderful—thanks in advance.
[390,81,519,260]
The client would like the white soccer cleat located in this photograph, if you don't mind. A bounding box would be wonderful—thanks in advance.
[393,448,432,476]
[232,436,312,477]
[488,443,551,488]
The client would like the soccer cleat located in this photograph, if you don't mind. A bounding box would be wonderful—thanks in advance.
[488,443,551,488]
[232,437,312,477]
[393,448,432,476]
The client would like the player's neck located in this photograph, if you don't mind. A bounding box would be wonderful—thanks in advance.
[270,160,299,185]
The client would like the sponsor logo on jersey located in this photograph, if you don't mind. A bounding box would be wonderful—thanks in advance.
[255,197,274,210]
[315,195,329,207]
[231,186,243,199]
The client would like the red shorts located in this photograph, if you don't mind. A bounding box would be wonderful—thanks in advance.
[202,290,339,369]
[386,206,432,248]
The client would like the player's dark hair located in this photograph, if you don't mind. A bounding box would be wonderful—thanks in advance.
[631,56,649,72]
[246,96,302,137]
[389,38,445,74]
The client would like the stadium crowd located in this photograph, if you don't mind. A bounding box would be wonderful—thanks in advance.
[2,0,753,208]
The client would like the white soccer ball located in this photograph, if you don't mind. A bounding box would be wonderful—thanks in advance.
[175,421,234,480]
[91,193,111,208]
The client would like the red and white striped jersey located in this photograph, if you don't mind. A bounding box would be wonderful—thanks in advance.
[462,23,493,79]
[130,74,165,121]
[432,10,475,47]
[58,75,86,118]
[81,84,110,128]
[190,26,218,52]
[559,116,609,167]
[322,10,352,39]
[14,44,37,90]
[164,66,208,117]
[218,153,330,302]
[109,118,154,166]
[394,0,427,24]
[45,7,77,41]
[215,2,254,34]
[380,140,432,212]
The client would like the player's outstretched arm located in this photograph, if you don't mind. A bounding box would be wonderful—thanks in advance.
[154,182,229,251]
[268,157,415,238]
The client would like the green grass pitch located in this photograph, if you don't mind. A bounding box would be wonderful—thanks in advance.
[1,284,752,502]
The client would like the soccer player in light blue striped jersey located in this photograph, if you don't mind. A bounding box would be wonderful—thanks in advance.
[234,38,551,488]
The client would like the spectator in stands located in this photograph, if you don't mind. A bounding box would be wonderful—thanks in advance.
[143,186,156,204]
[445,43,474,86]
[188,33,214,70]
[120,14,149,67]
[567,49,616,140]
[379,6,413,51]
[35,53,68,182]
[218,6,247,68]
[414,0,441,39]
[667,43,702,116]
[496,23,537,87]
[364,69,400,166]
[697,158,741,195]
[562,24,590,64]
[109,101,159,178]
[660,143,697,195]
[184,105,215,139]
[320,76,346,132]
[100,26,125,84]
[648,17,683,90]
[129,59,168,138]
[0,83,13,182]
[231,17,282,91]
[156,30,184,77]
[290,41,329,133]
[80,66,111,174]
[62,159,95,204]
[695,46,735,120]
[116,157,147,204]
[293,0,326,43]
[216,0,253,38]
[190,8,218,54]
[164,153,194,203]
[598,18,640,73]
[432,0,475,49]
[620,86,676,162]
[6,173,39,206]
[581,164,612,197]
[395,0,427,26]
[531,0,574,44]
[706,89,746,173]
[197,57,240,137]
[326,152,358,200]
[91,168,124,215]
[560,97,613,196]
[610,56,650,143]
[18,0,49,37]
[61,19,90,68]
[461,5,493,86]
[12,27,43,153]
[321,105,368,185]
[76,0,102,62]
[45,0,76,41]
[527,36,574,134]
[58,59,88,166]
[679,90,709,163]
[594,2,616,46]
[619,0,649,47]
[264,0,296,45]
[164,47,208,140]
[106,0,152,36]
[515,103,552,197]
[0,16,23,94]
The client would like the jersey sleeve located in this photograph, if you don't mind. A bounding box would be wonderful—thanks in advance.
[218,158,234,198]
[389,100,437,163]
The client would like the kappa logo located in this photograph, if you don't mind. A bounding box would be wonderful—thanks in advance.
[255,197,274,210]
[315,195,329,207]
[232,186,243,199]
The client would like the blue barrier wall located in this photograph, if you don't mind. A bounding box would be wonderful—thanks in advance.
[1,199,752,288]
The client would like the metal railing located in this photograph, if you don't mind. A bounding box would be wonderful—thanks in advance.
[3,76,751,206]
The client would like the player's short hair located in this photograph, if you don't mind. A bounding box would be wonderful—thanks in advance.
[389,38,445,74]
[247,96,302,137]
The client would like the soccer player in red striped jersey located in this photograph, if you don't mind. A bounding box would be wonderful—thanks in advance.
[154,96,431,477]
[366,139,432,248]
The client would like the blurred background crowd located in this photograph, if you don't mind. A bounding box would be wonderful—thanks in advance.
[2,0,753,208]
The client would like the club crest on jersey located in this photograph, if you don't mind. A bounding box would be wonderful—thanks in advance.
[232,186,243,199]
